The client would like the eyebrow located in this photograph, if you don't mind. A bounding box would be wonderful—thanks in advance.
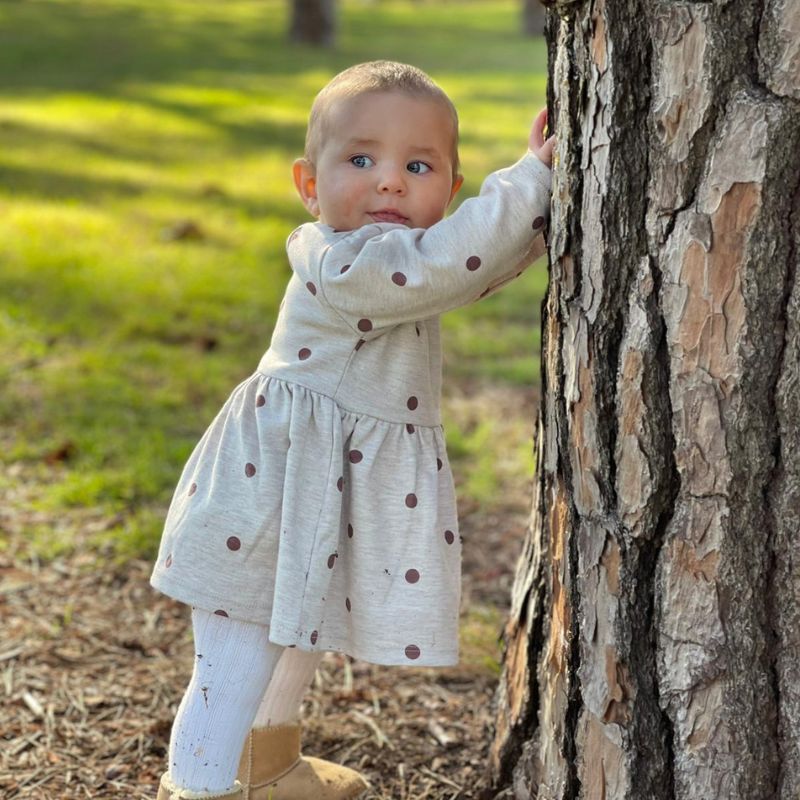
[343,138,443,159]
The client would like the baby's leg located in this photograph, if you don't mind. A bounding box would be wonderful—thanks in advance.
[253,647,324,727]
[168,607,283,793]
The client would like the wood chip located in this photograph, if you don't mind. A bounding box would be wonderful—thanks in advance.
[427,718,457,748]
[351,709,395,751]
[0,647,24,662]
[419,765,464,791]
[21,690,44,717]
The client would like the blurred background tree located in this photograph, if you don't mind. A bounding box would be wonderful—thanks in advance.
[290,0,336,46]
[522,0,545,36]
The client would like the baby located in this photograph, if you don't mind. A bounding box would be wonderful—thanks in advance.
[149,60,554,800]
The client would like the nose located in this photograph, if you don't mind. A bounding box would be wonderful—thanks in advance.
[377,164,406,195]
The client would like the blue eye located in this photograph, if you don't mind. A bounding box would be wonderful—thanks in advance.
[350,155,374,168]
[407,161,431,174]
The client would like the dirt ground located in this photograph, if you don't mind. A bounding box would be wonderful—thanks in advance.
[1,385,537,800]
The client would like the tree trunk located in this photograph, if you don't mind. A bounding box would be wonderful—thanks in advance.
[289,0,336,47]
[490,0,800,798]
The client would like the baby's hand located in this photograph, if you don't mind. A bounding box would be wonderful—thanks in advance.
[529,107,556,169]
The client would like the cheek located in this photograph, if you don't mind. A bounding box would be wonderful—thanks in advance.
[330,175,358,204]
[435,184,455,211]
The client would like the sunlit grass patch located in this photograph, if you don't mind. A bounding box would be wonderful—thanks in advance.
[443,388,536,509]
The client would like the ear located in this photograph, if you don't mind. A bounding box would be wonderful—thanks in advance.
[293,158,320,217]
[449,174,464,204]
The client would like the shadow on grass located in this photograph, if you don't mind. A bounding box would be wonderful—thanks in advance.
[0,113,306,165]
[0,1,313,95]
[0,0,538,96]
[0,0,541,211]
[1,158,304,224]
[0,118,305,224]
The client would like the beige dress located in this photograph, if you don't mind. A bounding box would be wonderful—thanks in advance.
[150,151,551,666]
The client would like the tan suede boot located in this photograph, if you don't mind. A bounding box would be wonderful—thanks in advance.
[236,723,369,800]
[155,772,244,800]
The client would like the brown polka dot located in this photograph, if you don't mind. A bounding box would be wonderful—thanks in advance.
[214,609,229,617]
[245,462,256,477]
[444,530,455,545]
[407,396,418,411]
[533,216,545,230]
[298,347,311,360]
[392,272,407,286]
[337,476,344,492]
[357,318,373,332]
[466,255,482,271]
[227,536,241,551]
[405,644,421,660]
[165,554,173,568]
[355,339,366,351]
[310,630,319,645]
[306,281,317,295]
[405,493,418,508]
[347,523,354,538]
[349,450,363,464]
[405,569,420,584]
[406,423,415,434]
[327,553,337,569]
[256,394,266,407]
[188,482,197,496]
[346,597,351,612]
[340,264,351,274]
[437,458,443,471]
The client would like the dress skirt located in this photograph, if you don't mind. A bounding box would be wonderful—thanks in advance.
[150,372,462,666]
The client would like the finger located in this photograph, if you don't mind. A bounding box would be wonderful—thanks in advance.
[539,135,556,166]
[530,108,548,149]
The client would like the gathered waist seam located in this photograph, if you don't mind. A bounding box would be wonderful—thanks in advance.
[253,370,443,429]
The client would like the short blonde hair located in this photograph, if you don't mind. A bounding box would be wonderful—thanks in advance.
[304,60,460,180]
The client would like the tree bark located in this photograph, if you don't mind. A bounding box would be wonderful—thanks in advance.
[289,0,336,47]
[490,0,800,798]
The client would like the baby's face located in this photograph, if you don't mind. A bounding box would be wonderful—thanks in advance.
[296,91,462,231]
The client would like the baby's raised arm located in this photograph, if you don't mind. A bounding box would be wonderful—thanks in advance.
[309,151,552,335]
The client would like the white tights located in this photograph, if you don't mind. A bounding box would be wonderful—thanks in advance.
[253,643,323,728]
[168,608,323,793]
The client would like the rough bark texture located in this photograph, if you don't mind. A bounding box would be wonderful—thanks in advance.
[490,0,800,798]
[289,0,335,47]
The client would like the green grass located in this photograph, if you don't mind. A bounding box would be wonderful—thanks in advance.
[460,604,506,675]
[0,0,547,561]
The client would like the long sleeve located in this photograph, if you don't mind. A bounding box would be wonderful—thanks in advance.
[305,151,551,336]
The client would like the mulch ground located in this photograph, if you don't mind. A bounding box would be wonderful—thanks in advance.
[1,385,536,800]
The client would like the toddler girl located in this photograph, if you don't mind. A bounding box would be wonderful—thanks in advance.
[149,60,554,800]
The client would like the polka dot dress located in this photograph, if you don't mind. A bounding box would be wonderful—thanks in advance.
[150,151,551,667]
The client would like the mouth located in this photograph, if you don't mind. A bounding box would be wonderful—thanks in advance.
[368,210,410,225]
